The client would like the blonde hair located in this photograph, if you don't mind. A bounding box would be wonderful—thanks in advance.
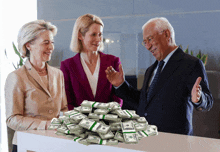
[142,17,175,44]
[70,14,104,53]
[17,20,57,57]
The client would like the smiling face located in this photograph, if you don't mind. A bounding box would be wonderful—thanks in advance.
[26,30,54,63]
[143,22,171,61]
[79,23,103,53]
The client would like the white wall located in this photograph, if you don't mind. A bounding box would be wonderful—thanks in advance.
[0,1,37,151]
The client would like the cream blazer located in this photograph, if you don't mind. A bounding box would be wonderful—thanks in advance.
[5,60,68,145]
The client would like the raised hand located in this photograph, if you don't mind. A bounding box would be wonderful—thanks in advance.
[191,77,202,103]
[105,64,125,87]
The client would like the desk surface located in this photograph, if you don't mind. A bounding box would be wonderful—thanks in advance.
[17,130,220,152]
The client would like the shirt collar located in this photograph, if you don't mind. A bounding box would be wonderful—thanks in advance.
[163,46,178,64]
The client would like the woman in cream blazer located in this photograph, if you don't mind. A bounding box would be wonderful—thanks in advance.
[5,20,68,151]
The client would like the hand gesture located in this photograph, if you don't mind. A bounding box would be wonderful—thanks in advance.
[191,77,202,103]
[105,64,125,87]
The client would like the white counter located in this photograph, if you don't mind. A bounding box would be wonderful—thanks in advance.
[17,130,220,152]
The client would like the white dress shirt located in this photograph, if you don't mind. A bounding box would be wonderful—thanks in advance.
[80,53,100,97]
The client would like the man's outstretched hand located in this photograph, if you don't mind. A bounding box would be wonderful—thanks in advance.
[105,64,125,87]
[191,77,202,103]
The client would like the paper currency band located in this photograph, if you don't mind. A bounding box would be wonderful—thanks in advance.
[142,131,149,136]
[125,110,132,118]
[99,139,103,145]
[90,121,97,131]
[92,102,97,107]
[74,137,80,141]
[102,115,105,119]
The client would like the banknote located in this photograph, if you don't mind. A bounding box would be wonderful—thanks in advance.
[98,130,114,139]
[123,132,139,144]
[86,135,107,145]
[106,139,118,145]
[114,131,124,142]
[94,108,109,115]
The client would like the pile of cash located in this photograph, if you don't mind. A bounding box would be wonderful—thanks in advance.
[48,100,158,145]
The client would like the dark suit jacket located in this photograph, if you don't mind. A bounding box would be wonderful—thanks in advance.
[60,52,123,110]
[116,48,213,135]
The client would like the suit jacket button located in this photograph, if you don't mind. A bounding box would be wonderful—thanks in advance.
[49,110,53,114]
[144,113,147,116]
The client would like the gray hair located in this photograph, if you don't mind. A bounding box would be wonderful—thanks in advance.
[142,17,175,44]
[17,20,57,58]
[70,14,104,53]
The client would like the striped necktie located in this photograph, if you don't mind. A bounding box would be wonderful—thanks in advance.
[147,60,165,102]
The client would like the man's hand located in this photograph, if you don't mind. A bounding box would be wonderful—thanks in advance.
[191,77,202,103]
[105,64,125,87]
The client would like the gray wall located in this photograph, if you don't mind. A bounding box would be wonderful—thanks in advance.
[37,0,220,75]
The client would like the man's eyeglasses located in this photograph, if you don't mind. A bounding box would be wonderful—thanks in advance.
[142,30,165,46]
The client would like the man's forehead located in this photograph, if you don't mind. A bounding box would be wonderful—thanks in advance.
[143,24,156,38]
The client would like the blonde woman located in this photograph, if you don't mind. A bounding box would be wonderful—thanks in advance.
[5,20,68,152]
[60,14,123,110]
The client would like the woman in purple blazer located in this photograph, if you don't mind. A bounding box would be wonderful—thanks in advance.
[60,14,123,110]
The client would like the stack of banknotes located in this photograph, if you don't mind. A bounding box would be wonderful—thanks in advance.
[48,100,158,145]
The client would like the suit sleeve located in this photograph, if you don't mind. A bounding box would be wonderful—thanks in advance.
[114,58,144,110]
[60,61,75,110]
[111,57,123,106]
[5,72,46,131]
[187,59,213,111]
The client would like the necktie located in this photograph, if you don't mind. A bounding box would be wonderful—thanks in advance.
[147,60,165,102]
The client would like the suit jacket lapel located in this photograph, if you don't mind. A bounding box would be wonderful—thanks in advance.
[142,61,158,93]
[70,53,94,99]
[25,60,51,97]
[95,52,108,100]
[146,48,184,104]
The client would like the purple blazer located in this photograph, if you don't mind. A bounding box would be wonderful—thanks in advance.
[60,52,123,110]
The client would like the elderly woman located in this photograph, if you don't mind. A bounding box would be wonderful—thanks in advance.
[5,20,68,152]
[60,14,123,110]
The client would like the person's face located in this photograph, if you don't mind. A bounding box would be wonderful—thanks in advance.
[26,30,54,62]
[79,23,103,52]
[142,22,170,61]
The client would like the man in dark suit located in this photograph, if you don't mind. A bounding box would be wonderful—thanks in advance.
[105,17,213,135]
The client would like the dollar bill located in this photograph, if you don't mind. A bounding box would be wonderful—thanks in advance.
[141,125,158,136]
[57,124,69,133]
[98,130,114,139]
[80,106,92,113]
[86,135,107,145]
[58,116,69,123]
[106,139,118,145]
[110,125,121,131]
[134,122,148,131]
[64,110,79,117]
[50,118,62,124]
[123,132,139,144]
[71,113,87,123]
[121,121,139,144]
[136,117,148,123]
[94,108,109,115]
[121,121,136,133]
[73,106,81,112]
[114,131,124,142]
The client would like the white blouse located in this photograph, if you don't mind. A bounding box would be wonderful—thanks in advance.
[80,53,100,97]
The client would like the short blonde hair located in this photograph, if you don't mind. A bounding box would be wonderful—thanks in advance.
[70,14,104,53]
[17,20,57,57]
[142,17,175,44]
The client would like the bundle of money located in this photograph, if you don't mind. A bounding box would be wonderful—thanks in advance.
[48,100,158,146]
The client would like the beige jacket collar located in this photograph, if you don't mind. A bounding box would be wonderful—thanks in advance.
[24,59,52,97]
